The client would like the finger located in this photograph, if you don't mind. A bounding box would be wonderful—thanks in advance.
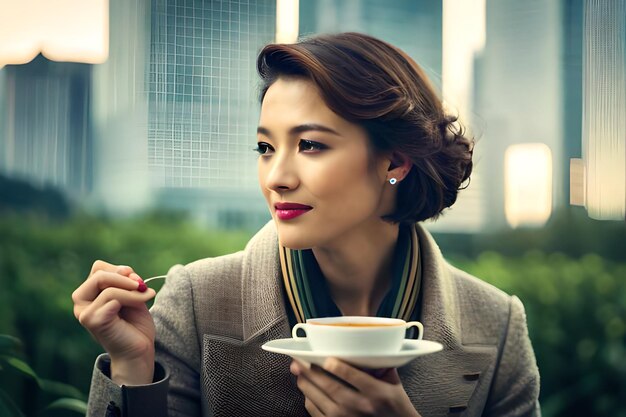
[77,288,155,337]
[323,357,385,393]
[301,363,367,409]
[93,299,124,330]
[296,374,334,416]
[115,265,136,277]
[76,286,156,328]
[361,367,401,382]
[290,359,311,375]
[82,298,146,351]
[304,397,325,417]
[378,367,402,385]
[128,273,148,292]
[73,270,144,308]
[81,285,155,315]
[90,260,135,277]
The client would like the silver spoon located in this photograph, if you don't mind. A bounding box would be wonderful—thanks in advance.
[143,275,167,284]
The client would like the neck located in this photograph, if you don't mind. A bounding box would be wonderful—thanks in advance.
[312,220,400,316]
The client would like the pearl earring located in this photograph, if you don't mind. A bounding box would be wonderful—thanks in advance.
[389,178,397,185]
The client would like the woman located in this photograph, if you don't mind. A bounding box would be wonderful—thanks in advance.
[73,32,540,417]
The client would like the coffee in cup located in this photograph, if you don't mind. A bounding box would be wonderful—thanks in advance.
[291,316,423,355]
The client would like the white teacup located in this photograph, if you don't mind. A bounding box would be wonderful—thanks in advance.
[291,316,423,355]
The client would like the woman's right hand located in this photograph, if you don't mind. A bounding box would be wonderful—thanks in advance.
[72,261,157,385]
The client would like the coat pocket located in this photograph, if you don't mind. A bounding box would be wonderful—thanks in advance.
[201,327,307,417]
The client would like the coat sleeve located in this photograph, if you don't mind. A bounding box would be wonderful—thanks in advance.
[484,295,541,417]
[85,264,202,417]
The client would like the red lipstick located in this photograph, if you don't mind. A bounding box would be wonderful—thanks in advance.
[275,202,312,220]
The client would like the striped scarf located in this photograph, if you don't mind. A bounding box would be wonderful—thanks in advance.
[279,224,422,323]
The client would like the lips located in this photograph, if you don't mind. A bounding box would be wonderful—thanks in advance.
[275,202,312,220]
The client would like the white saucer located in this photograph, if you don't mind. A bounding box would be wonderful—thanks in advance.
[262,338,443,369]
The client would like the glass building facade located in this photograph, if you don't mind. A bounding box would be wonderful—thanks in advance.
[144,0,276,227]
[148,0,275,191]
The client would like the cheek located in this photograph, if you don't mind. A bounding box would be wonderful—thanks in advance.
[257,162,269,195]
[306,152,380,202]
[257,164,262,187]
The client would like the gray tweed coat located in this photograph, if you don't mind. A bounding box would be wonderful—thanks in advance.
[86,221,541,417]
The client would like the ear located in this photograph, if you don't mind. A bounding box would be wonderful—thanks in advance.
[387,152,412,183]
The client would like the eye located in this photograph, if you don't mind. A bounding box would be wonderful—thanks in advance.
[254,142,274,155]
[299,139,328,153]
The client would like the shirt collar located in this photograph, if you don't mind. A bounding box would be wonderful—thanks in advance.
[279,224,422,323]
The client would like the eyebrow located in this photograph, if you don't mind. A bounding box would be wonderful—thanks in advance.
[257,123,341,138]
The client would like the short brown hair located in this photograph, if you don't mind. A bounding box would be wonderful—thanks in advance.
[257,32,473,224]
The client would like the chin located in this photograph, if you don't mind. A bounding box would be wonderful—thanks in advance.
[274,225,316,250]
[277,235,314,250]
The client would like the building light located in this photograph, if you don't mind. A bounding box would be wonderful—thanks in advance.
[0,0,108,65]
[505,143,553,228]
[276,0,299,44]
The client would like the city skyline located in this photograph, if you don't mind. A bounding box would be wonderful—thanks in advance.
[0,0,586,231]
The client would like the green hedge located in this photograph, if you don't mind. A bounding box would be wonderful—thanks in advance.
[452,251,626,417]
[0,212,250,416]
[1,212,624,416]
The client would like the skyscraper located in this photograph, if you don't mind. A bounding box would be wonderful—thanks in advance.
[300,0,443,89]
[474,0,565,229]
[146,0,277,228]
[0,56,92,197]
[92,0,276,227]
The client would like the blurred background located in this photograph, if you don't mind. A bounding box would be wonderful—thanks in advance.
[0,0,625,416]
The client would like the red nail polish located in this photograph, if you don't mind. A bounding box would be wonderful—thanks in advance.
[137,279,147,292]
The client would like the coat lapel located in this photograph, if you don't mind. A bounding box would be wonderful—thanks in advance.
[202,222,308,416]
[400,225,498,416]
[202,222,499,417]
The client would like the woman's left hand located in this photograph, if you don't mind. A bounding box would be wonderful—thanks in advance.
[290,358,422,417]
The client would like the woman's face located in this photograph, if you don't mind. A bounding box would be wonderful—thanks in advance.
[257,77,394,249]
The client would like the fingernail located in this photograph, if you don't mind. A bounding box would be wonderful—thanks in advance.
[137,279,147,293]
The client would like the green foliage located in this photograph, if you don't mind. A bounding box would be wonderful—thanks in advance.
[0,334,87,416]
[451,251,626,417]
[0,211,251,416]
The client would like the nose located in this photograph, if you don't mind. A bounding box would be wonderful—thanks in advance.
[261,152,299,193]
